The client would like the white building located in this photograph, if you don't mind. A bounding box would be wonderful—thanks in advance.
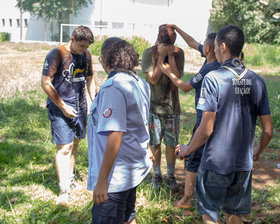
[0,0,212,46]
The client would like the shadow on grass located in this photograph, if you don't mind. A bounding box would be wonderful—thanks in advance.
[23,200,92,224]
[251,187,280,223]
[2,165,59,195]
[0,190,31,211]
[0,96,50,142]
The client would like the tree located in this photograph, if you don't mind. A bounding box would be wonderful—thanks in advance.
[16,0,93,41]
[209,0,280,44]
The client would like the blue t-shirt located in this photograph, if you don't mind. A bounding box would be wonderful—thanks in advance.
[42,44,93,108]
[87,71,152,193]
[197,58,270,174]
[190,44,220,122]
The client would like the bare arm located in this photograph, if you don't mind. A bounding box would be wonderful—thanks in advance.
[93,131,124,205]
[144,44,167,85]
[176,111,216,157]
[86,75,97,102]
[167,47,182,79]
[145,65,163,85]
[168,24,200,51]
[159,62,193,92]
[41,75,78,118]
[254,115,273,161]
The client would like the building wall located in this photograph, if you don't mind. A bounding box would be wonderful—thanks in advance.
[0,0,212,45]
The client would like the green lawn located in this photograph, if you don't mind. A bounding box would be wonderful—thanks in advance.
[0,72,279,223]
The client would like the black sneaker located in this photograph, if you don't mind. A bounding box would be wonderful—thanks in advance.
[152,175,162,189]
[167,175,177,191]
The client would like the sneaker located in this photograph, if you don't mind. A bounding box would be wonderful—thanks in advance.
[167,175,177,191]
[56,189,70,205]
[152,175,162,189]
[70,176,83,190]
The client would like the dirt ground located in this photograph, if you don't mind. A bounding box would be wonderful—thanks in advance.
[1,42,279,221]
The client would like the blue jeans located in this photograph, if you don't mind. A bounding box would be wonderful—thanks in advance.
[47,102,87,144]
[92,187,137,224]
[195,166,252,222]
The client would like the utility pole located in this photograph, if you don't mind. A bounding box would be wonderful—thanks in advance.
[44,0,47,41]
[20,0,22,41]
[72,0,74,24]
[99,0,102,39]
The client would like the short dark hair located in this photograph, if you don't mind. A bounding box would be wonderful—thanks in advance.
[104,39,139,71]
[216,25,244,57]
[72,26,94,44]
[206,32,216,50]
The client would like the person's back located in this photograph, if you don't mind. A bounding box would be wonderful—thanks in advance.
[199,59,270,174]
[176,25,273,224]
[88,71,151,192]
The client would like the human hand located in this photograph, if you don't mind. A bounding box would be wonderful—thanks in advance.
[253,145,261,161]
[93,178,109,205]
[166,45,175,56]
[175,144,189,159]
[158,62,172,76]
[61,104,78,119]
[166,24,177,30]
[157,44,169,57]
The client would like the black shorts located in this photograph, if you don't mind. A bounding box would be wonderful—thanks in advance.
[92,187,137,224]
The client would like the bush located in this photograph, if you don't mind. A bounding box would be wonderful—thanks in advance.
[88,36,151,59]
[243,43,280,67]
[0,32,10,42]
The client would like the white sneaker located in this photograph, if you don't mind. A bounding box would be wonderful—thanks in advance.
[56,189,70,205]
[70,175,83,190]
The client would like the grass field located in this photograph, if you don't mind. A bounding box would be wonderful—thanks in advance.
[0,43,279,223]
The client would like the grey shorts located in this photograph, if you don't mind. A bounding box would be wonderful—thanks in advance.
[195,166,252,222]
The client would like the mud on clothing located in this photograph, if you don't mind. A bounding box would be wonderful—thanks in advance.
[42,43,93,144]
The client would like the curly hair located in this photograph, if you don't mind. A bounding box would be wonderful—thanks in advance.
[104,40,139,71]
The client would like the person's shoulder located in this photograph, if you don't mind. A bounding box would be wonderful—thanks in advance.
[174,46,184,55]
[204,69,221,80]
[142,47,153,56]
[85,49,92,57]
[247,69,265,83]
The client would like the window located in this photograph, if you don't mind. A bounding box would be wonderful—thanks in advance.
[131,0,173,6]
[112,22,124,29]
[94,21,108,26]
[2,19,5,27]
[17,19,20,27]
[24,19,28,27]
[9,19,12,27]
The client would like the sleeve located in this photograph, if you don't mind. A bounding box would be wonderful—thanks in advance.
[42,48,60,77]
[86,50,93,77]
[97,86,127,135]
[190,63,209,89]
[196,73,219,112]
[141,48,154,73]
[256,78,271,116]
[198,44,205,58]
